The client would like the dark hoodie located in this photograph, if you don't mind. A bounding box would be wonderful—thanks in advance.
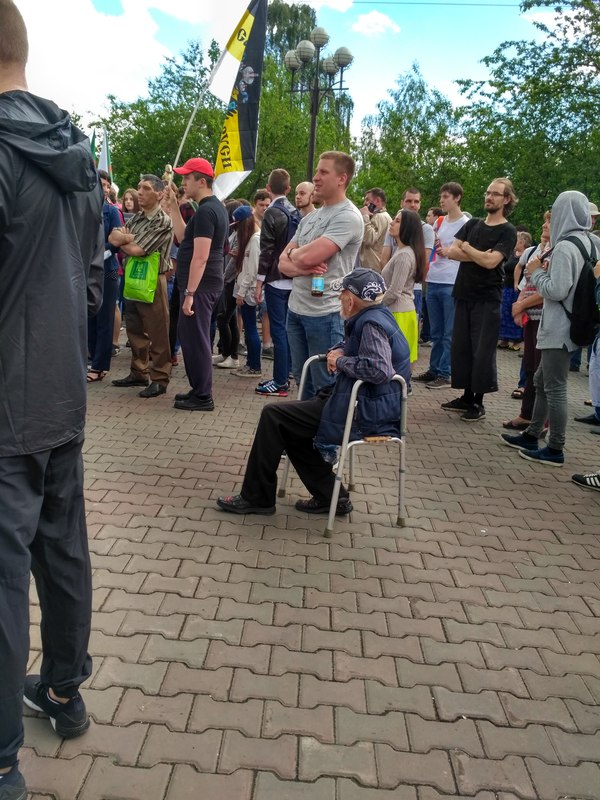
[0,91,104,456]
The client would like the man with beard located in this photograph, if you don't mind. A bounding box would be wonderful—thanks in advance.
[441,178,518,421]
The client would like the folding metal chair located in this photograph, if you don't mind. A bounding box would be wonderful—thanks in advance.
[278,354,408,537]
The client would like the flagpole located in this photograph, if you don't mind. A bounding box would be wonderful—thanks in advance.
[173,95,203,171]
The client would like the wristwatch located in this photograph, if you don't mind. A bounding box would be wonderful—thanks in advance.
[184,289,195,297]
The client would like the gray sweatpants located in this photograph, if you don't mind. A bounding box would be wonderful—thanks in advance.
[526,347,571,450]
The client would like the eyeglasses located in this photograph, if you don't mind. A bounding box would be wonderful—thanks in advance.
[484,191,505,198]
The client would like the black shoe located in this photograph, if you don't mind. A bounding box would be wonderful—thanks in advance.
[0,764,26,800]
[139,382,167,398]
[217,494,276,515]
[173,395,215,411]
[574,413,600,426]
[460,404,486,422]
[569,365,580,372]
[413,370,436,383]
[441,397,473,412]
[23,676,89,739]
[175,389,194,401]
[295,496,353,516]
[112,373,149,387]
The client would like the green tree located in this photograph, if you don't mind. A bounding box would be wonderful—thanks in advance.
[266,0,316,62]
[95,41,224,190]
[353,65,463,213]
[457,0,600,230]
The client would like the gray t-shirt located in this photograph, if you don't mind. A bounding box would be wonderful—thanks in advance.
[288,198,364,316]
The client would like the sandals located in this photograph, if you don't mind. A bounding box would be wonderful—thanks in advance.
[511,388,524,399]
[502,418,531,431]
[87,370,107,383]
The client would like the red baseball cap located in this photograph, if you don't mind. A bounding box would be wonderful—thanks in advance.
[173,157,214,178]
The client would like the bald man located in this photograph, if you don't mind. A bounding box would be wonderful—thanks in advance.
[295,181,315,218]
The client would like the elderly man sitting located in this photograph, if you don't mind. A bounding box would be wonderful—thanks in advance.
[217,268,411,516]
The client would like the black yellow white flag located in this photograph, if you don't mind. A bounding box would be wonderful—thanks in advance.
[209,0,267,199]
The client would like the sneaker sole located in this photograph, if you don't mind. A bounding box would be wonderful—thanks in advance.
[461,414,486,422]
[23,695,90,739]
[216,500,276,515]
[518,450,564,467]
[571,477,600,492]
[426,383,451,390]
[441,405,471,413]
[296,504,353,516]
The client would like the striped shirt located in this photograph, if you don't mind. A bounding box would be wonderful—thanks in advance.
[125,207,173,273]
[336,322,396,384]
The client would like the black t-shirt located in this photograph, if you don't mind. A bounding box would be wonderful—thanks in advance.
[176,195,229,293]
[453,218,517,302]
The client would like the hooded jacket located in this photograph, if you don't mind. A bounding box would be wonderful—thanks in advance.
[0,91,104,456]
[532,190,593,351]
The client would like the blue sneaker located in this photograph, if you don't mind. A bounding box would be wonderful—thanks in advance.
[499,432,540,451]
[518,446,564,467]
[0,764,26,800]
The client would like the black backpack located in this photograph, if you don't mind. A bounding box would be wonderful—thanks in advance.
[560,235,600,347]
[273,199,302,248]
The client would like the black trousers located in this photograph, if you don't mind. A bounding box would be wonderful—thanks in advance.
[215,281,240,359]
[451,298,501,395]
[241,396,349,508]
[0,433,92,768]
[169,278,180,358]
[178,290,221,397]
[521,320,542,420]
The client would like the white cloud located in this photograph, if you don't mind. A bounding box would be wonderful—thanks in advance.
[351,10,400,37]
[16,0,250,129]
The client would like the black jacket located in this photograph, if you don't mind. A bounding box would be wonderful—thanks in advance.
[258,197,297,284]
[0,91,104,456]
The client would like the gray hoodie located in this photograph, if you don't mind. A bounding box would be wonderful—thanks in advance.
[532,190,593,351]
[0,91,104,456]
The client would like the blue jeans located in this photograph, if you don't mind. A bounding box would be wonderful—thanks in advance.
[287,308,344,399]
[427,282,455,379]
[239,303,261,370]
[570,345,592,369]
[264,284,291,386]
[88,274,118,372]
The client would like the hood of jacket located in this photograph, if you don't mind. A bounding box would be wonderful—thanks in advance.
[550,190,591,247]
[0,90,97,194]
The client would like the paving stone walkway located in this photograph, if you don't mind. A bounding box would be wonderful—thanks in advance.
[23,347,600,799]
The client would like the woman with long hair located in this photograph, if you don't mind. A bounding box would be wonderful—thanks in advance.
[120,188,139,220]
[381,208,426,363]
[232,205,262,377]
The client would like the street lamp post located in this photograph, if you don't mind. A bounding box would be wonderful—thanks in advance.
[284,27,353,181]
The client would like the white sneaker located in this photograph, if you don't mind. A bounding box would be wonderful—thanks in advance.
[216,356,239,369]
[212,354,225,365]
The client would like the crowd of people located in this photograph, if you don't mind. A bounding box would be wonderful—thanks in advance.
[1,0,600,796]
[91,150,600,494]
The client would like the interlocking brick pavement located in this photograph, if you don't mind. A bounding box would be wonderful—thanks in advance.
[23,348,600,798]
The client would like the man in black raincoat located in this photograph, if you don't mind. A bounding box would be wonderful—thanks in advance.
[0,2,104,796]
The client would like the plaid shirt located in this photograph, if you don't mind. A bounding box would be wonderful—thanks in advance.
[126,207,173,273]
